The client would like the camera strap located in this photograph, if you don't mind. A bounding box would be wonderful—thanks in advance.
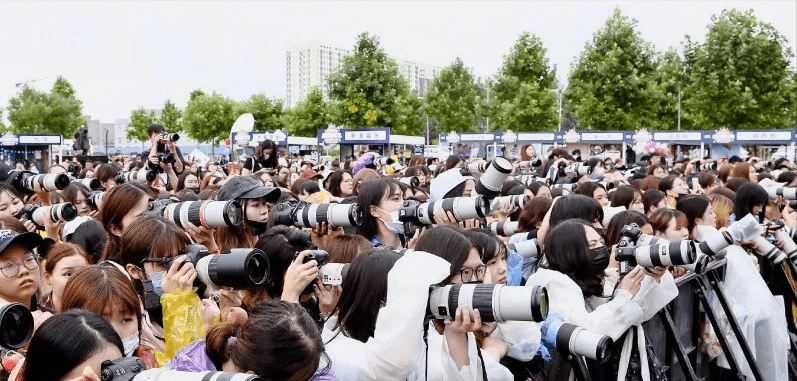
[476,344,489,381]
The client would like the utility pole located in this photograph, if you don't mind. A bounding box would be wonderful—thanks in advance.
[426,116,429,145]
[558,88,563,131]
[104,128,109,155]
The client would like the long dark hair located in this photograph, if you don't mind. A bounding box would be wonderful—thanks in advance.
[605,211,648,246]
[549,194,603,228]
[332,247,401,342]
[24,309,123,381]
[462,229,505,265]
[734,182,769,221]
[254,226,313,300]
[356,178,399,241]
[205,300,325,381]
[676,195,711,239]
[255,139,279,169]
[98,182,154,262]
[542,219,604,297]
[327,170,352,197]
[414,225,473,283]
[610,185,640,209]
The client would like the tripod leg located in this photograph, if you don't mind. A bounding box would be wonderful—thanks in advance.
[657,308,699,381]
[694,276,747,380]
[705,272,765,381]
[568,355,593,381]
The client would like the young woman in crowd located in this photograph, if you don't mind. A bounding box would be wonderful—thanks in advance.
[327,170,355,198]
[357,178,404,248]
[61,265,159,368]
[39,243,89,312]
[216,176,280,252]
[676,195,718,240]
[95,163,121,191]
[60,183,92,217]
[610,185,645,213]
[574,182,609,207]
[98,182,153,263]
[642,189,667,218]
[649,208,690,241]
[658,176,690,209]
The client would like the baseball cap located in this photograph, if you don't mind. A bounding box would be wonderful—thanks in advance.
[430,169,473,201]
[0,230,44,256]
[301,168,322,180]
[218,176,281,202]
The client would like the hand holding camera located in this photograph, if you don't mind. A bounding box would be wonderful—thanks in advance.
[281,250,320,302]
[161,255,198,294]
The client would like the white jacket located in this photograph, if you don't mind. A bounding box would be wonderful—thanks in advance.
[526,268,678,341]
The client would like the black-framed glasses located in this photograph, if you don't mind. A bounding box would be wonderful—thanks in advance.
[140,256,179,269]
[457,264,488,283]
[0,254,39,278]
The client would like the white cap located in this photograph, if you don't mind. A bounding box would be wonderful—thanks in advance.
[62,216,92,241]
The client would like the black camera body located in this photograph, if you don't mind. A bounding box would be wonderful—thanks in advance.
[100,357,145,381]
[615,223,643,275]
[298,250,330,266]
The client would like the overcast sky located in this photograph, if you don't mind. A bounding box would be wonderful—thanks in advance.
[1,1,794,123]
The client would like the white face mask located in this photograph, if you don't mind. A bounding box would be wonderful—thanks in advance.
[262,154,270,160]
[428,164,438,172]
[376,207,405,235]
[121,331,140,357]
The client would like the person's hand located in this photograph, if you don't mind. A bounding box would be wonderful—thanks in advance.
[433,209,458,227]
[446,306,483,334]
[644,266,667,282]
[21,219,36,233]
[42,206,64,242]
[311,222,333,249]
[201,298,221,330]
[495,200,518,223]
[313,279,341,318]
[281,251,318,302]
[33,182,51,207]
[617,266,644,297]
[407,226,427,249]
[161,255,197,294]
[182,221,218,252]
[670,267,687,278]
[459,219,481,230]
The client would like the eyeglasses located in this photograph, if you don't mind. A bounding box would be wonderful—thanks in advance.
[457,264,488,283]
[140,256,179,269]
[0,254,39,278]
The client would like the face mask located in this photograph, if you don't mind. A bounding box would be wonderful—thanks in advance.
[428,164,438,172]
[590,246,611,272]
[121,331,140,357]
[149,271,166,295]
[377,207,404,235]
[262,154,270,161]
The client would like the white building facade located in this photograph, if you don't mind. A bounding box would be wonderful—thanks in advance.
[286,42,440,107]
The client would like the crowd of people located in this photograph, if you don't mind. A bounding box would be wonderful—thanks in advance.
[0,123,795,381]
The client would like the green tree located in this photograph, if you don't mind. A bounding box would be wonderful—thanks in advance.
[182,91,238,143]
[327,32,423,135]
[425,58,481,132]
[491,32,559,131]
[189,89,206,102]
[285,87,330,137]
[565,8,661,130]
[160,99,182,133]
[237,94,284,131]
[682,9,796,129]
[6,76,86,136]
[126,108,158,141]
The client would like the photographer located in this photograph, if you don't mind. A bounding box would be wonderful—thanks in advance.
[116,215,207,364]
[254,139,279,170]
[22,309,123,381]
[356,178,404,248]
[98,183,154,262]
[0,185,35,232]
[39,243,89,312]
[95,163,121,191]
[61,266,158,368]
[216,176,280,253]
[323,245,453,380]
[144,124,185,175]
[527,219,677,380]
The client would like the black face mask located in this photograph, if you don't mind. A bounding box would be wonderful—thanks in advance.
[590,246,611,272]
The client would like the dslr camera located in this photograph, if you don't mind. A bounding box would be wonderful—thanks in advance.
[6,171,70,194]
[399,196,489,237]
[163,244,270,291]
[100,357,261,381]
[18,203,78,228]
[428,283,548,323]
[274,200,364,229]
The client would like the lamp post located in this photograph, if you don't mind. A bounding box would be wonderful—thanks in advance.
[104,128,109,156]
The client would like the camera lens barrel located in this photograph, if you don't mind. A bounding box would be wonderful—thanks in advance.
[76,178,102,190]
[164,200,243,228]
[291,202,364,228]
[23,173,70,192]
[0,302,34,350]
[31,203,78,226]
[697,230,734,257]
[753,236,787,264]
[429,284,548,323]
[415,196,488,225]
[508,238,540,259]
[87,191,105,210]
[196,248,269,289]
[399,176,420,188]
[490,195,529,213]
[634,240,696,268]
[555,323,613,362]
[466,161,488,173]
[488,221,519,237]
[474,157,512,199]
[166,133,180,142]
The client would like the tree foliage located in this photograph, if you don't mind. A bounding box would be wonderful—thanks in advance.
[652,48,688,130]
[182,91,238,143]
[160,99,182,133]
[491,33,559,131]
[285,87,331,137]
[565,9,661,130]
[126,108,158,141]
[326,32,423,135]
[6,76,86,136]
[236,93,284,131]
[682,9,796,129]
[425,58,482,133]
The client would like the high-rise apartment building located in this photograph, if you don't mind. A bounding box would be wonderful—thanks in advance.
[286,42,440,107]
